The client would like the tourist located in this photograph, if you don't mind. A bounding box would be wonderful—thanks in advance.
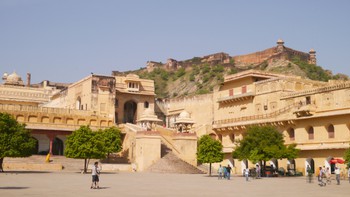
[306,165,312,183]
[335,167,340,185]
[256,164,260,179]
[217,165,223,180]
[226,165,232,180]
[318,166,325,186]
[244,168,249,181]
[326,167,331,185]
[91,162,101,189]
[223,166,227,179]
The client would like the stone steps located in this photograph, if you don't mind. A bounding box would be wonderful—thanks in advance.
[146,151,204,174]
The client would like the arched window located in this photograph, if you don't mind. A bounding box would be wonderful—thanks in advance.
[230,134,235,143]
[144,101,149,108]
[217,134,223,142]
[328,124,335,138]
[307,127,314,140]
[76,97,81,110]
[288,128,295,141]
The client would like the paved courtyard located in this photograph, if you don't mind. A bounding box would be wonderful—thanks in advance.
[1,171,349,197]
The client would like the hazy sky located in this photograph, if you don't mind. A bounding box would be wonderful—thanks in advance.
[1,0,350,83]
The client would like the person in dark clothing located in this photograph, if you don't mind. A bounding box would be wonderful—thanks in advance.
[226,165,232,180]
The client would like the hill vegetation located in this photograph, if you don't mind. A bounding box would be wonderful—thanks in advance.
[129,56,348,99]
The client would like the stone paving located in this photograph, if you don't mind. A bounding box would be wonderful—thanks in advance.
[1,172,349,197]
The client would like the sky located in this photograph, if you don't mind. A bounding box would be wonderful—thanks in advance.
[1,0,350,84]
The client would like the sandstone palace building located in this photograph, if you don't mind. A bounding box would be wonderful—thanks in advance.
[1,40,349,175]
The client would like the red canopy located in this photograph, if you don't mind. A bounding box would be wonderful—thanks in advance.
[330,158,345,164]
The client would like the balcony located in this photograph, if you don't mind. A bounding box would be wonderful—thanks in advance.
[217,92,255,104]
[293,103,316,117]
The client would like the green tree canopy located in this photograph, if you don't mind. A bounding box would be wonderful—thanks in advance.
[103,127,123,160]
[0,112,36,172]
[197,135,223,176]
[232,126,299,167]
[64,126,107,173]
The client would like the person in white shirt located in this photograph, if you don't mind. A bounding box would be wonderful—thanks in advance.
[244,168,249,181]
[91,162,101,189]
[334,167,340,185]
[217,165,223,180]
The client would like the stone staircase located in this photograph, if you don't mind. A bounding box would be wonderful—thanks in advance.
[146,143,204,174]
[146,152,204,174]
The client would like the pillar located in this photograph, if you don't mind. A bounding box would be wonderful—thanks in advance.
[172,133,197,166]
[134,132,161,171]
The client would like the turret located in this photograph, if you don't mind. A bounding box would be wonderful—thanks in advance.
[276,39,285,52]
[309,49,317,65]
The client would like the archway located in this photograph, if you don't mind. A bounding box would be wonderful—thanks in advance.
[123,100,137,123]
[305,158,315,174]
[270,158,278,170]
[52,137,64,155]
[241,159,248,174]
[209,133,216,140]
[326,156,335,174]
[32,137,39,154]
[76,97,82,110]
[287,159,296,175]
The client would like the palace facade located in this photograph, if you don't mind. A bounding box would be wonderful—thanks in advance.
[0,72,155,156]
[161,70,350,175]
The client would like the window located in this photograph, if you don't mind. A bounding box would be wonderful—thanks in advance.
[144,101,149,108]
[230,134,235,143]
[229,89,234,97]
[218,134,223,142]
[242,86,247,94]
[308,127,314,140]
[264,105,268,110]
[328,124,335,138]
[306,96,311,105]
[288,128,295,141]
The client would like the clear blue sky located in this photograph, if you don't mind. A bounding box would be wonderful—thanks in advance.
[1,0,350,83]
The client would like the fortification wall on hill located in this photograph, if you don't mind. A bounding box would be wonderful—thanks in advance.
[233,47,277,65]
[233,46,311,65]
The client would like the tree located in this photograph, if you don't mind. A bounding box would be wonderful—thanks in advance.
[64,126,106,173]
[232,125,299,175]
[344,145,350,169]
[103,127,122,162]
[0,112,36,172]
[197,135,224,176]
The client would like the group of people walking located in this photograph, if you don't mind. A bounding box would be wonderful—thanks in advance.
[217,164,261,181]
[307,165,350,186]
[217,164,232,180]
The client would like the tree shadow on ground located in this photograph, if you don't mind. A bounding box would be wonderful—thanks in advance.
[2,171,52,174]
[0,187,29,190]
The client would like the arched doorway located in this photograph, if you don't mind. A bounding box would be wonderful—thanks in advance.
[209,133,216,140]
[76,97,82,110]
[287,159,296,175]
[241,159,248,174]
[32,137,39,154]
[52,137,64,155]
[270,158,278,170]
[124,100,137,123]
[326,156,335,174]
[306,158,315,174]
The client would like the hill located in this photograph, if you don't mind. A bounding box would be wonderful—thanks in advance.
[117,40,348,98]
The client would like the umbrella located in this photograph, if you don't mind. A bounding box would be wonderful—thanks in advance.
[330,158,345,164]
